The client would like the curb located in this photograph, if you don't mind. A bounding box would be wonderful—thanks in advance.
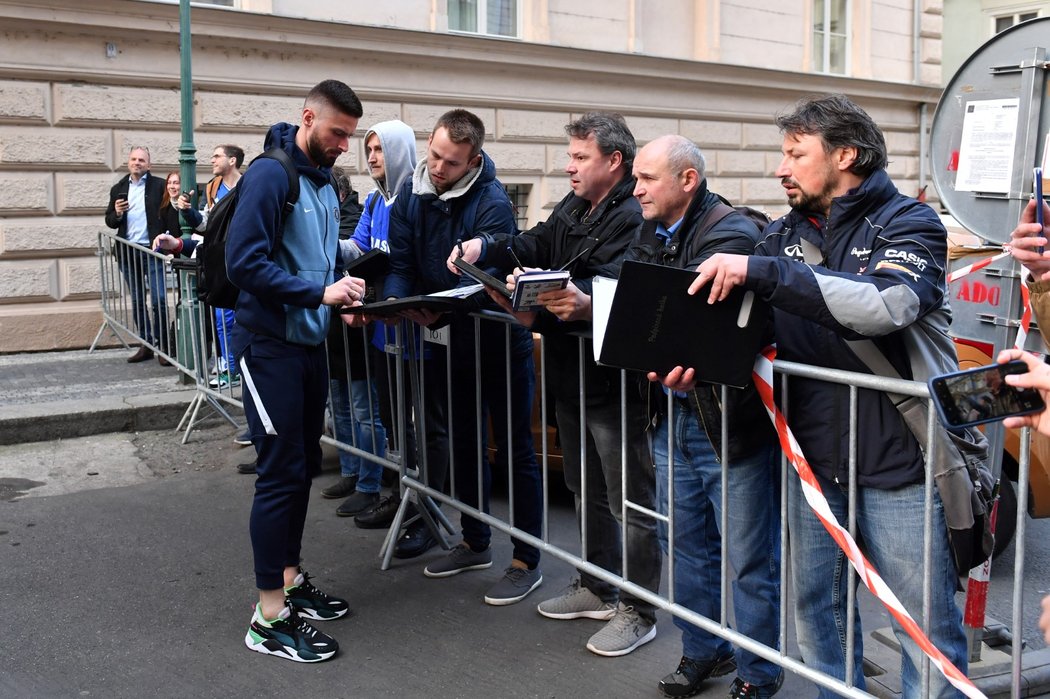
[0,390,198,445]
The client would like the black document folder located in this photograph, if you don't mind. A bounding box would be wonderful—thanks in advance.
[343,248,389,281]
[343,248,389,302]
[338,284,484,318]
[592,261,769,388]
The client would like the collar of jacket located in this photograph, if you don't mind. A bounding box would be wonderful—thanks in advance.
[559,172,638,227]
[636,177,713,254]
[784,168,897,249]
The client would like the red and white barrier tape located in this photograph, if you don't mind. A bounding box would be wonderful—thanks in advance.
[947,247,1034,350]
[752,346,986,699]
[946,250,1009,284]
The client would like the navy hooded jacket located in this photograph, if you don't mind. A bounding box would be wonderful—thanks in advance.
[226,122,341,347]
[744,168,948,488]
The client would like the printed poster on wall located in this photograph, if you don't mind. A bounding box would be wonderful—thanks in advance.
[955,98,1020,193]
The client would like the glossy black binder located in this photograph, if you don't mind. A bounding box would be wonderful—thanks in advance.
[595,261,769,388]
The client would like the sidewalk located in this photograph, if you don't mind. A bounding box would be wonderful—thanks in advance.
[0,347,198,445]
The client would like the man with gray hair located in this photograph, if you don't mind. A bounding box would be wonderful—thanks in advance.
[629,135,783,698]
[450,112,661,657]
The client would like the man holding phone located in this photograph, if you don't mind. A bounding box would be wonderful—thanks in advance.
[104,145,167,363]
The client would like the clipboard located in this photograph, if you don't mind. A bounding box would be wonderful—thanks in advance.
[592,260,768,388]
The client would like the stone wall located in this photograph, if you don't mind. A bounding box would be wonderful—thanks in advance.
[0,0,941,352]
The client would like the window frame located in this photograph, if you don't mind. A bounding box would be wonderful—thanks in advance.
[812,0,851,76]
[990,7,1042,35]
[448,0,523,40]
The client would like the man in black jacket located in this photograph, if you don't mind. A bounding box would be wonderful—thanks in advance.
[452,112,661,657]
[631,135,782,699]
[104,146,167,363]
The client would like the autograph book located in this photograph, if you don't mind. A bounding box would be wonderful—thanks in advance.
[591,261,768,388]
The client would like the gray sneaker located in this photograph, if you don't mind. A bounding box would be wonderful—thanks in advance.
[484,566,543,606]
[586,603,657,657]
[423,543,493,578]
[537,579,617,620]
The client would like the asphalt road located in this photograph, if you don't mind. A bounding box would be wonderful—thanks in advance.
[3,420,1050,698]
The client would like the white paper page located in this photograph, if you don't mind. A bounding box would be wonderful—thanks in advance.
[591,276,618,363]
[430,283,484,298]
[956,98,1020,193]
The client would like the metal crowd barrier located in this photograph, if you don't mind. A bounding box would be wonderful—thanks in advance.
[92,230,1034,697]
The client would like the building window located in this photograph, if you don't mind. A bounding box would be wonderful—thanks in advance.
[504,184,530,230]
[449,0,519,38]
[994,10,1040,34]
[813,0,850,75]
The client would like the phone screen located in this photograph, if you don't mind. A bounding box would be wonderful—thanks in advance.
[930,360,1045,428]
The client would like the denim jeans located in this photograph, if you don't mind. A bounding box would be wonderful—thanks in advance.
[652,405,782,686]
[214,308,237,373]
[557,395,661,623]
[788,472,966,698]
[329,378,386,494]
[118,244,167,347]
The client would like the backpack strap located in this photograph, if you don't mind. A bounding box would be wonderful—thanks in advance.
[252,147,300,254]
[366,190,381,218]
[694,202,737,238]
[205,176,222,208]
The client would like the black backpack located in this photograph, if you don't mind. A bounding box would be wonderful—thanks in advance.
[695,194,773,238]
[197,148,300,309]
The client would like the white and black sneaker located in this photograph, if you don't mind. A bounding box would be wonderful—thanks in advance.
[244,603,338,663]
[284,569,352,621]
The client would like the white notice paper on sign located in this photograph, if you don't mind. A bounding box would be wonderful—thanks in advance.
[956,98,1020,193]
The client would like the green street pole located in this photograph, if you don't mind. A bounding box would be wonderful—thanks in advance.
[178,0,196,236]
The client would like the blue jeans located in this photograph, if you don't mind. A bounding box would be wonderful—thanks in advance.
[214,308,237,373]
[788,472,966,698]
[118,244,167,346]
[652,405,782,686]
[329,378,386,494]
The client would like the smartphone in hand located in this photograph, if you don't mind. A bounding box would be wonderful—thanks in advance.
[929,360,1045,428]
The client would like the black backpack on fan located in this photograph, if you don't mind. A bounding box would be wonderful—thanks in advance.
[197,148,300,309]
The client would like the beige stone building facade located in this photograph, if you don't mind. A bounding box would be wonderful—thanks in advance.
[0,0,943,352]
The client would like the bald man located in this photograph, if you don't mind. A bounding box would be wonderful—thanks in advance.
[626,135,783,698]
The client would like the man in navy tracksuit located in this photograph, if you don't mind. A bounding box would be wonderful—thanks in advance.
[226,80,365,663]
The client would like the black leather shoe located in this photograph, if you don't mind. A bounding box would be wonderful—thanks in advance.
[321,475,358,499]
[127,346,154,363]
[354,495,400,529]
[659,653,737,698]
[393,520,437,559]
[336,490,379,517]
[236,460,257,475]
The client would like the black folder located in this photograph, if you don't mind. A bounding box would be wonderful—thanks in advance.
[343,248,389,281]
[593,260,769,388]
[338,284,485,318]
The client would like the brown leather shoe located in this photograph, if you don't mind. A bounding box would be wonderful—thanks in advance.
[157,354,172,367]
[127,346,154,363]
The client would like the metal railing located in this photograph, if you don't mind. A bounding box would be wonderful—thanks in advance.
[93,229,1036,697]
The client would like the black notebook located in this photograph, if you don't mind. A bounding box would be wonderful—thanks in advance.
[592,261,769,388]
